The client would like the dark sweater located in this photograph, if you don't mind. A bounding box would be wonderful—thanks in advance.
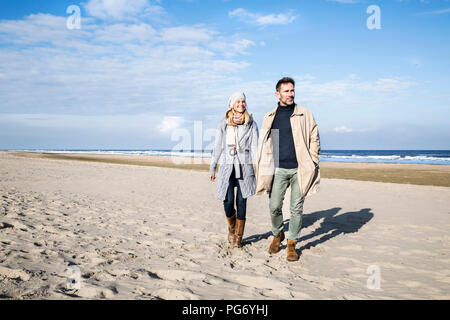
[271,103,298,169]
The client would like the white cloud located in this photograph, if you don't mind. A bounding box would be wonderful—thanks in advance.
[417,8,450,15]
[293,75,417,106]
[0,112,157,130]
[0,13,254,120]
[161,25,216,44]
[209,38,256,57]
[368,78,417,93]
[94,23,157,43]
[333,126,353,133]
[0,112,183,148]
[0,11,423,149]
[0,14,85,45]
[332,126,376,133]
[229,8,297,26]
[83,0,166,20]
[84,0,147,19]
[157,116,184,133]
[294,74,317,82]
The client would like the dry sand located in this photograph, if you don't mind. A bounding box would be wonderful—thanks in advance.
[0,151,449,299]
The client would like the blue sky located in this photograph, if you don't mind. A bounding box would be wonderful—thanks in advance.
[0,0,449,150]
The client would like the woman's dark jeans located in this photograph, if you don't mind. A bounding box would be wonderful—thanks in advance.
[223,169,247,220]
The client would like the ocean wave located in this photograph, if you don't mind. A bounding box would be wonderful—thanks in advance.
[12,149,450,165]
[323,154,450,161]
[320,154,450,164]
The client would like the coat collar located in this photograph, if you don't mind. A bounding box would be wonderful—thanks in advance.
[224,117,254,146]
[266,104,303,117]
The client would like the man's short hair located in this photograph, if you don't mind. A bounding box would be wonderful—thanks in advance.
[276,77,295,92]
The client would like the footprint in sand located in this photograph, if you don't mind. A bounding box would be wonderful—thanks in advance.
[55,282,119,299]
[152,269,206,282]
[0,222,14,231]
[0,266,30,281]
[152,288,200,300]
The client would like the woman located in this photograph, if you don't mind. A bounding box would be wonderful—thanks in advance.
[209,92,259,248]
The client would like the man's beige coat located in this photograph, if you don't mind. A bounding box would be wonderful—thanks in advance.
[255,104,320,198]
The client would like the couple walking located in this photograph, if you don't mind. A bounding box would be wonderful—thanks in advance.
[209,77,320,262]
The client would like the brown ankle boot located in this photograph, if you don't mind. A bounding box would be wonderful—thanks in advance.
[226,215,236,244]
[268,231,285,254]
[286,239,299,261]
[234,219,246,248]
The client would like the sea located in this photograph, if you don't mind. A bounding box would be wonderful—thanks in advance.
[11,149,450,165]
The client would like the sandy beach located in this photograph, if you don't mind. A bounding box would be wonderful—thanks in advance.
[0,151,449,299]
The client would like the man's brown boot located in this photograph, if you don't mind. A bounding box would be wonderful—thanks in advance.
[234,219,246,248]
[286,239,299,261]
[268,231,285,254]
[226,215,236,244]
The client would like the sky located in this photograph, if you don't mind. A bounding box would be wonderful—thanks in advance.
[0,0,449,150]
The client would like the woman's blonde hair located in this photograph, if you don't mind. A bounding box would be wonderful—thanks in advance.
[226,108,251,126]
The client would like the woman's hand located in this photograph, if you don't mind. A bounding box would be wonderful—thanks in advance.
[209,174,215,182]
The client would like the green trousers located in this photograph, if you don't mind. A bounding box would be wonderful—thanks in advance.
[269,167,304,241]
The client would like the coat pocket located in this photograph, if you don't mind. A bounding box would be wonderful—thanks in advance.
[242,163,255,177]
[301,160,319,197]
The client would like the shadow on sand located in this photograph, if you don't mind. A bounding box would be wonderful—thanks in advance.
[244,207,374,254]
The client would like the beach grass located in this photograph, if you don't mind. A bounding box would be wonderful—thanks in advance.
[8,151,450,187]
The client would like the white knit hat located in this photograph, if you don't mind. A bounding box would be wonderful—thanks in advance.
[228,91,246,108]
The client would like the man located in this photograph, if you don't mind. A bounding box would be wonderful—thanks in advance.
[256,77,320,262]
